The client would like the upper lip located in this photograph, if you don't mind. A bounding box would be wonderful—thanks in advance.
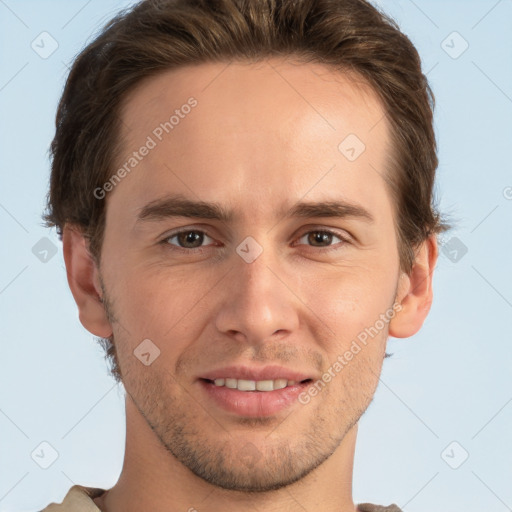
[199,365,314,382]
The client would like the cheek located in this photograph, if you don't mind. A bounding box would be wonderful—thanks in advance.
[301,262,397,350]
[108,264,214,351]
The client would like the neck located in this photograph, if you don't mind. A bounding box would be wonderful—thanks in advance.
[94,395,358,512]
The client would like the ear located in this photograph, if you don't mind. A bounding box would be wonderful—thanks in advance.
[62,225,113,338]
[388,234,439,338]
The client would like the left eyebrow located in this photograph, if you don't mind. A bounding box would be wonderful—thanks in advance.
[282,200,374,223]
[135,193,375,225]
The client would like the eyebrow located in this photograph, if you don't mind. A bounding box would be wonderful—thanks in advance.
[135,193,374,225]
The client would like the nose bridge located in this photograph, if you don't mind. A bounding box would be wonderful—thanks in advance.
[215,237,299,342]
[236,242,278,297]
[233,238,284,312]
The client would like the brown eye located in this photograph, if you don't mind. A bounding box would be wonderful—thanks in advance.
[297,230,346,248]
[308,231,333,246]
[165,230,213,249]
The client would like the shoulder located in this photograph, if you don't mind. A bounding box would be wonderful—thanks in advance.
[357,503,403,512]
[40,485,106,511]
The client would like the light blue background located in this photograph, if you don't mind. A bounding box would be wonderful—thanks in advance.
[1,1,511,510]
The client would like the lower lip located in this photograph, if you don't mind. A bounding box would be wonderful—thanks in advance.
[199,379,311,417]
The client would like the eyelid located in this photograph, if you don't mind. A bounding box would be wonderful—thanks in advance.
[296,224,352,240]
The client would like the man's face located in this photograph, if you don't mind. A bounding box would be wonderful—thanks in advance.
[98,59,402,491]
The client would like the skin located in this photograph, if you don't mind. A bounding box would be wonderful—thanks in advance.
[63,58,438,512]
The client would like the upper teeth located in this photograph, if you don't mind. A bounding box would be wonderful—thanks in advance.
[213,378,297,391]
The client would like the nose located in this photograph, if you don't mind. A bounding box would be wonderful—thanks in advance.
[214,242,300,345]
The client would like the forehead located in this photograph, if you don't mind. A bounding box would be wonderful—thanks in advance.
[111,58,392,224]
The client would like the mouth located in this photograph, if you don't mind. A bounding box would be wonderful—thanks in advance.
[198,377,314,417]
[200,377,313,392]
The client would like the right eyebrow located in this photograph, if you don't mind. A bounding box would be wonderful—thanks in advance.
[136,194,233,224]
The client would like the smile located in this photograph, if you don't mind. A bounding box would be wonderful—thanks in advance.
[205,377,312,392]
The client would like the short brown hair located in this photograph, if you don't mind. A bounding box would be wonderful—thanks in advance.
[43,0,448,379]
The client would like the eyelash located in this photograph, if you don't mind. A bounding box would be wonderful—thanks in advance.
[160,227,351,254]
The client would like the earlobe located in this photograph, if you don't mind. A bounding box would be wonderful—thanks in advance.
[388,235,439,339]
[62,225,113,338]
